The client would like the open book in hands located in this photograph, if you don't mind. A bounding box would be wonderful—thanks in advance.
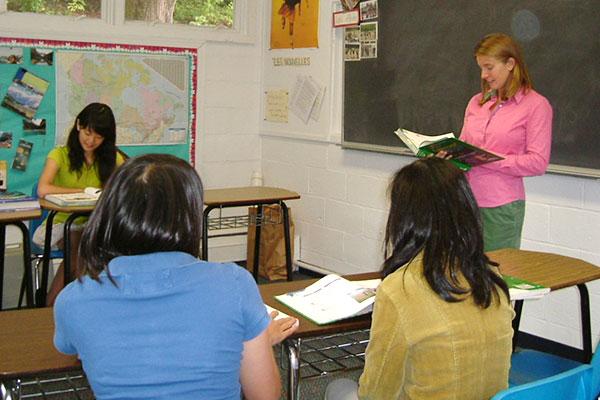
[45,187,102,207]
[394,128,504,171]
[275,274,381,325]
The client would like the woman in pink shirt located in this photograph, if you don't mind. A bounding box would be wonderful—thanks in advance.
[459,33,552,252]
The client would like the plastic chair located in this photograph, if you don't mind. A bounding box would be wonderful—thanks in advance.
[17,183,64,308]
[493,364,592,399]
[509,338,600,399]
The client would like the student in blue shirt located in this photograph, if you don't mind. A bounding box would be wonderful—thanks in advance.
[53,153,297,400]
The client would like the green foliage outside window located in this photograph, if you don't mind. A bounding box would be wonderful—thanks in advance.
[7,0,234,27]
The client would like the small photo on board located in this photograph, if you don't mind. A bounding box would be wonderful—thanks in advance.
[340,0,360,10]
[360,0,378,21]
[1,67,50,120]
[345,43,361,61]
[0,47,24,64]
[24,118,47,134]
[31,48,54,66]
[360,21,378,42]
[12,139,33,171]
[0,131,13,148]
[344,26,361,44]
[361,41,377,59]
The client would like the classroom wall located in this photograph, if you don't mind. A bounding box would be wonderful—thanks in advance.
[1,1,598,353]
[259,0,600,351]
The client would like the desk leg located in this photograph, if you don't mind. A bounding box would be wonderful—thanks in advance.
[201,206,213,261]
[0,224,5,310]
[511,300,524,351]
[63,213,83,285]
[281,202,293,282]
[577,283,592,363]
[284,338,300,400]
[38,210,57,307]
[253,205,263,281]
[13,221,34,308]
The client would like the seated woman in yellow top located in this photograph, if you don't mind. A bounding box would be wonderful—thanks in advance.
[33,103,124,306]
[326,157,514,400]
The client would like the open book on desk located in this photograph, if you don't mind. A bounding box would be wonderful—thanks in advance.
[45,187,101,207]
[394,128,504,171]
[503,275,550,300]
[275,274,381,325]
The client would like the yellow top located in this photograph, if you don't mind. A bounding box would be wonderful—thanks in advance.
[358,255,514,399]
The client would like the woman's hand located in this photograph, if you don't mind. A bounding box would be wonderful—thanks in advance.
[432,150,453,160]
[266,310,299,346]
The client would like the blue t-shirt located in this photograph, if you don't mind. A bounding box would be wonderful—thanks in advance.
[54,252,270,400]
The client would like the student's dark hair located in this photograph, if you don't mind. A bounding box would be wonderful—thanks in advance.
[66,102,117,185]
[382,158,509,308]
[79,153,204,284]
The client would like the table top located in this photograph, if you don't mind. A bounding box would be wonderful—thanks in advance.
[2,249,597,379]
[39,199,95,213]
[0,208,42,223]
[260,272,378,339]
[491,248,600,291]
[204,186,300,207]
[0,307,80,379]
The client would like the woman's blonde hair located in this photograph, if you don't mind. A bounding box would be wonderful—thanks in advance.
[475,33,532,105]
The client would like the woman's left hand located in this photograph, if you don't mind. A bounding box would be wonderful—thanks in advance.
[267,311,299,346]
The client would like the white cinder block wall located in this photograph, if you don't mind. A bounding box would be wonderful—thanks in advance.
[259,0,600,352]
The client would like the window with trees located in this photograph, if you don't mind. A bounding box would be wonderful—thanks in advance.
[6,0,235,27]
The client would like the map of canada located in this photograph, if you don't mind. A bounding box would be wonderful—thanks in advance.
[55,51,189,145]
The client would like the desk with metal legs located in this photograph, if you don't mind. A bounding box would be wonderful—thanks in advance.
[37,200,93,307]
[202,186,300,281]
[490,248,600,363]
[0,209,41,310]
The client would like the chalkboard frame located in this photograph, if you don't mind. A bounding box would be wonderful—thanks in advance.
[341,1,600,179]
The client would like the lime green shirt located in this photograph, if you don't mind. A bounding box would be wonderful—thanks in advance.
[45,146,124,225]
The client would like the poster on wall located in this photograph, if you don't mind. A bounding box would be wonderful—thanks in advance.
[270,0,320,49]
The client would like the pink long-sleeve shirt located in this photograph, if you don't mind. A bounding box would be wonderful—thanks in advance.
[459,88,552,208]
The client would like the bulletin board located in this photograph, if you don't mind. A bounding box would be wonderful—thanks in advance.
[0,37,198,195]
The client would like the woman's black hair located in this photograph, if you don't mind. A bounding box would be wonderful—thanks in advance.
[382,157,509,308]
[79,153,204,284]
[66,102,117,185]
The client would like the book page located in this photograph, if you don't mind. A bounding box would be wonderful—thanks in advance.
[276,274,377,324]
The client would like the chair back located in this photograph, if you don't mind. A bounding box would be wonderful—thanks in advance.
[492,364,592,400]
[591,343,600,400]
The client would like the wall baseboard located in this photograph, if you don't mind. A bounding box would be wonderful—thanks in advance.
[516,331,589,362]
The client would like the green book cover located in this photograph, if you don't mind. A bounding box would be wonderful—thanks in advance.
[417,137,504,171]
[502,274,550,300]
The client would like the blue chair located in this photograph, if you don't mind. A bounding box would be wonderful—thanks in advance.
[509,338,600,400]
[493,364,592,399]
[17,183,64,308]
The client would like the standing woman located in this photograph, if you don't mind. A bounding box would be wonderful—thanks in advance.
[460,33,552,251]
[34,102,124,305]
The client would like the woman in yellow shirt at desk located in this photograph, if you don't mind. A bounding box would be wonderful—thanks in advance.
[33,103,124,306]
[326,158,514,400]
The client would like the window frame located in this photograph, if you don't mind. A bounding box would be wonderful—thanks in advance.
[0,0,256,46]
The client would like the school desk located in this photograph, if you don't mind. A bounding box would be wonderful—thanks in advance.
[0,208,41,310]
[489,248,600,363]
[36,199,94,307]
[202,186,300,281]
[265,250,600,399]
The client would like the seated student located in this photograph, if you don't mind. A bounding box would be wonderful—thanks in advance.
[34,102,125,306]
[325,157,514,400]
[53,154,298,400]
